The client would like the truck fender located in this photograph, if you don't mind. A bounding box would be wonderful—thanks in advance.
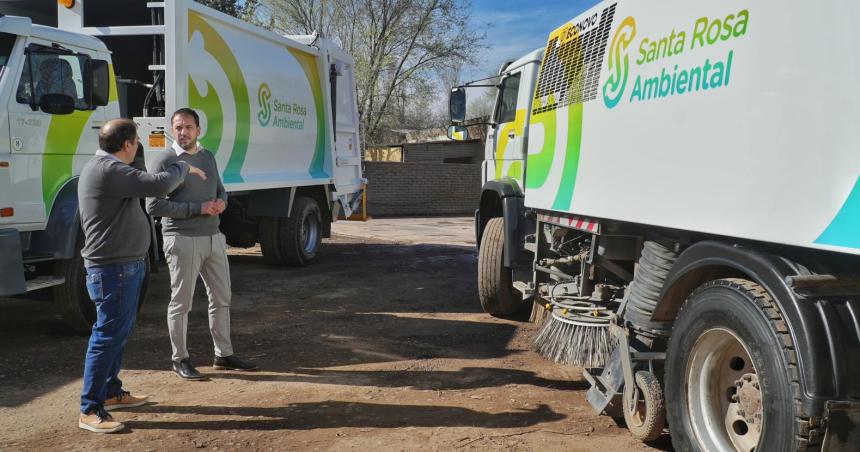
[477,178,525,268]
[29,178,80,259]
[248,186,332,238]
[652,240,860,417]
[247,187,296,218]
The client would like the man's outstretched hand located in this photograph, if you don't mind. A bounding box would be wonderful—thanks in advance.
[188,165,207,181]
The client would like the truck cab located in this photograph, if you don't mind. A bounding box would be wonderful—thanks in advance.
[0,14,116,332]
[449,49,543,315]
[481,49,542,192]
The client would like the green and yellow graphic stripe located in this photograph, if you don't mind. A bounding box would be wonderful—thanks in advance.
[42,111,94,214]
[188,11,250,183]
[289,48,328,177]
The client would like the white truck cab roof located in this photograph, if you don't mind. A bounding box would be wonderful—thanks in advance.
[31,23,108,52]
[499,47,544,76]
[0,15,32,36]
[0,15,108,52]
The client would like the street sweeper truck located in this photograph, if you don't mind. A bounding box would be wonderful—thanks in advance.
[450,1,860,450]
[0,0,363,332]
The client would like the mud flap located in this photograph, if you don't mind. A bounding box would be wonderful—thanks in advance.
[0,229,25,296]
[822,401,860,452]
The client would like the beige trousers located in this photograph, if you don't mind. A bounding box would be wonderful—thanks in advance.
[163,233,234,362]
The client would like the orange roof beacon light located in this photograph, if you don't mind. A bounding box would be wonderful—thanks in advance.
[58,0,75,9]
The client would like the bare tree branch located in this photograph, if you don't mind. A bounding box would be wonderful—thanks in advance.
[259,0,485,144]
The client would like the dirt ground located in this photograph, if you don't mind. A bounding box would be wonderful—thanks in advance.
[0,217,672,451]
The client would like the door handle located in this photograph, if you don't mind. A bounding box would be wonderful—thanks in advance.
[507,131,516,139]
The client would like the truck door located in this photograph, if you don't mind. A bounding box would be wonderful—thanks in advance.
[7,42,105,223]
[330,61,362,200]
[487,71,525,184]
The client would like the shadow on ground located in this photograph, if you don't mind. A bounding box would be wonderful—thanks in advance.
[122,401,564,431]
[210,367,587,392]
[0,239,532,407]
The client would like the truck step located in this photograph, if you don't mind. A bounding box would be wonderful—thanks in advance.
[523,234,537,253]
[25,276,65,292]
[513,280,534,295]
[22,252,55,264]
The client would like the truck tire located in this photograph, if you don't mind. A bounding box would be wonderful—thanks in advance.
[259,196,322,266]
[664,278,823,452]
[54,233,150,334]
[477,217,521,316]
[54,239,93,334]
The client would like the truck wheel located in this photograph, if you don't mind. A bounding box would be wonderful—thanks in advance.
[477,217,521,316]
[54,233,150,334]
[259,196,322,266]
[665,279,823,452]
[54,239,93,334]
[623,370,666,442]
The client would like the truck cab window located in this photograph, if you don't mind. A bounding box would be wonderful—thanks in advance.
[495,73,521,124]
[0,33,15,79]
[16,50,91,110]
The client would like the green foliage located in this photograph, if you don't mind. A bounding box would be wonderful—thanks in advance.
[196,0,261,20]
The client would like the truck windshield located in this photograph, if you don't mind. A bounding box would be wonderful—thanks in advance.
[0,33,15,80]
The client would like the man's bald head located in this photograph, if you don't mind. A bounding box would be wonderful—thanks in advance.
[99,118,137,154]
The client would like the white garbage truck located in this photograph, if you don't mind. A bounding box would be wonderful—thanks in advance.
[450,1,859,450]
[0,0,363,332]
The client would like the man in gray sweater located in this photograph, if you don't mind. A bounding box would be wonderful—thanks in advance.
[78,118,206,433]
[147,108,257,380]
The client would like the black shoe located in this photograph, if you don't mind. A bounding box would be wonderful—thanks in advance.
[213,355,258,371]
[172,359,205,380]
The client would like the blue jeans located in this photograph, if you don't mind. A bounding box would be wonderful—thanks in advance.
[80,260,145,414]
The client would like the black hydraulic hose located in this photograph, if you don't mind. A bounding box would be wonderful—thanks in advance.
[143,71,163,117]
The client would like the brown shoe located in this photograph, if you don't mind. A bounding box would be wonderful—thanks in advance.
[78,410,124,433]
[104,390,149,410]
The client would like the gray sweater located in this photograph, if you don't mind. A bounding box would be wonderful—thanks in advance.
[79,152,190,267]
[146,147,227,236]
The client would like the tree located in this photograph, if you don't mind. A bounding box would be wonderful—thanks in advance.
[197,0,262,21]
[261,0,485,145]
[469,87,497,120]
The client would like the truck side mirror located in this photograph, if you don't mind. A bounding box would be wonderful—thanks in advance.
[86,59,110,107]
[447,125,469,141]
[449,88,466,124]
[39,93,75,115]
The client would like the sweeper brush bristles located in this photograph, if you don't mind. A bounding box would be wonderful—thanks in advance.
[533,311,612,369]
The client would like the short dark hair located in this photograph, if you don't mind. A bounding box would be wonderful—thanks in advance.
[171,107,200,127]
[98,119,137,154]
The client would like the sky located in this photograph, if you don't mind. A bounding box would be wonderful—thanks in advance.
[466,0,602,81]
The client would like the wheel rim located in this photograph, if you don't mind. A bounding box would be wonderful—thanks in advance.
[301,213,320,254]
[627,385,647,427]
[686,328,763,452]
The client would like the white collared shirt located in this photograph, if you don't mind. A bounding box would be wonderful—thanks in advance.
[171,140,203,156]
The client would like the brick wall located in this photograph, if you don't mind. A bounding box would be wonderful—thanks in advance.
[403,140,483,163]
[364,162,482,216]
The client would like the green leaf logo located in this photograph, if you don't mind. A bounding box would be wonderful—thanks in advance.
[603,16,636,109]
[258,83,272,127]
